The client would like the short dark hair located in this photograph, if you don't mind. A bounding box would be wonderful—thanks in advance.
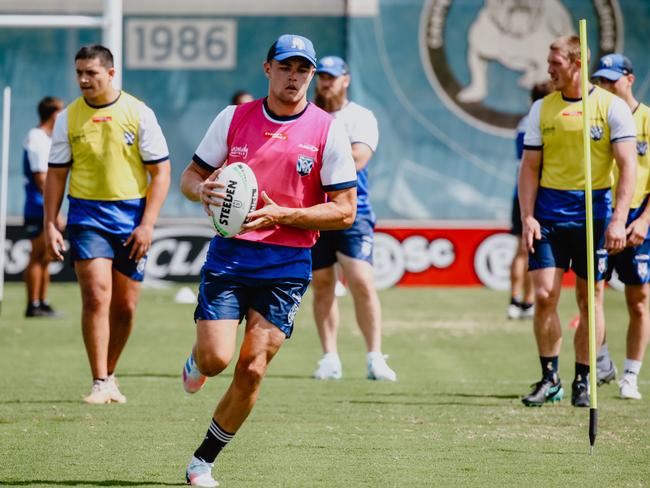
[37,96,63,123]
[230,90,253,105]
[530,80,554,102]
[75,44,114,68]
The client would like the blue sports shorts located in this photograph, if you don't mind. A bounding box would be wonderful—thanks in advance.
[529,218,608,280]
[311,213,375,270]
[67,224,147,281]
[608,239,650,285]
[194,268,310,338]
[24,217,44,239]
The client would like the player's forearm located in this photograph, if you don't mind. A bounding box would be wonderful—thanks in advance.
[141,162,171,228]
[518,164,539,219]
[43,168,68,226]
[181,162,209,202]
[612,157,637,224]
[281,192,357,231]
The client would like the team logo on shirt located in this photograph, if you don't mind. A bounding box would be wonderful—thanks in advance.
[296,155,314,176]
[124,130,135,146]
[92,116,112,123]
[637,141,648,156]
[230,144,249,160]
[638,261,648,279]
[419,0,621,136]
[590,125,604,141]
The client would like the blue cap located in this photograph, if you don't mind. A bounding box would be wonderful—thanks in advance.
[316,56,349,77]
[592,53,633,81]
[267,34,316,67]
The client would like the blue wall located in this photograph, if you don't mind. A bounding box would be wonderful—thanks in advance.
[1,0,648,221]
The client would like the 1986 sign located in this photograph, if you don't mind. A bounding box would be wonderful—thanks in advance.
[126,19,236,69]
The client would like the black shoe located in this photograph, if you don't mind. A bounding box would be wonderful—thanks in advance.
[522,377,564,407]
[38,302,62,317]
[596,358,617,386]
[571,380,590,407]
[25,303,47,317]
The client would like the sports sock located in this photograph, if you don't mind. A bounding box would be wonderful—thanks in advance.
[539,356,558,382]
[510,297,522,307]
[194,419,235,464]
[520,302,533,310]
[597,343,610,363]
[574,363,590,383]
[623,358,642,376]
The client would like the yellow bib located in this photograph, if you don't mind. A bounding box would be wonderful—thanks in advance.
[540,87,615,191]
[612,103,650,208]
[67,92,148,200]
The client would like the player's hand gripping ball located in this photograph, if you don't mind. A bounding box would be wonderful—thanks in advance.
[209,162,258,237]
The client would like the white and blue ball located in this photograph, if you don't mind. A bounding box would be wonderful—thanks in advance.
[209,162,258,238]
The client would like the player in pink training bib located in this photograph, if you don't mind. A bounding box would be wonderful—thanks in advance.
[179,34,357,487]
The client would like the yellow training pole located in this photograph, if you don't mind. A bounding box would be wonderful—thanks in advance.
[579,19,598,453]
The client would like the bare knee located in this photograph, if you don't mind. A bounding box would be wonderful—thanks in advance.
[233,355,266,391]
[535,286,559,309]
[196,349,231,377]
[311,268,336,296]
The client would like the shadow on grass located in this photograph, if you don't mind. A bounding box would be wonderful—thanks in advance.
[0,481,179,486]
[344,399,502,407]
[0,400,79,405]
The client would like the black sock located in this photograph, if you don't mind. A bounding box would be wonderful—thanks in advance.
[520,302,533,310]
[510,297,522,306]
[194,419,235,464]
[574,363,590,383]
[540,356,558,382]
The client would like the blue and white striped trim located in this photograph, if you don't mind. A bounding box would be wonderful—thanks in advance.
[323,180,357,192]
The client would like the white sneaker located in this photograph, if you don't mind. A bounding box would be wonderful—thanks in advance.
[519,304,534,319]
[183,353,207,393]
[186,456,219,487]
[83,379,112,404]
[334,280,348,297]
[106,374,127,404]
[313,354,342,380]
[367,354,397,381]
[507,303,521,319]
[619,375,642,400]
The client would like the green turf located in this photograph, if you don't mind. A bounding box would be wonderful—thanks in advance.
[1,282,649,487]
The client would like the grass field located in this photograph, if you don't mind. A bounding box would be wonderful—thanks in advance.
[1,282,649,487]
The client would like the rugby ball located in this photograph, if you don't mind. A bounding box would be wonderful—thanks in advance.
[209,162,258,238]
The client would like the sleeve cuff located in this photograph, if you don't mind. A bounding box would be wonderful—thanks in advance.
[48,160,72,167]
[323,180,357,192]
[523,144,542,151]
[192,154,217,172]
[143,155,169,165]
[611,135,636,143]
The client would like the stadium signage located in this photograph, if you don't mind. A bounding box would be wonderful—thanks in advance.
[2,224,575,289]
[419,0,622,137]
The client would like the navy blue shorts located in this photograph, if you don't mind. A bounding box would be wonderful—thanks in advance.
[311,214,375,270]
[510,194,522,236]
[529,219,608,280]
[608,239,650,285]
[194,268,310,338]
[24,217,44,239]
[67,225,147,281]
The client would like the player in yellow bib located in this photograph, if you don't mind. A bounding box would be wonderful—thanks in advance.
[518,36,637,407]
[44,45,171,404]
[593,54,650,400]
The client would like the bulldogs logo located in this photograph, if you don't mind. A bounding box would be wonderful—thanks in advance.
[296,155,314,176]
[124,130,135,146]
[420,0,622,136]
[591,125,604,141]
[637,141,648,156]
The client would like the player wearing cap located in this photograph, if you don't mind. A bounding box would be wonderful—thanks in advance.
[518,36,637,408]
[179,35,357,487]
[310,55,396,381]
[592,54,650,400]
